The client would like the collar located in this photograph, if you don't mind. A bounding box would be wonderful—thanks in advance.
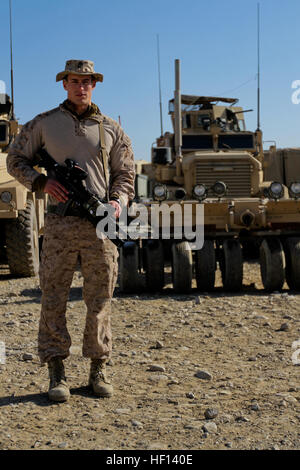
[61,99,101,120]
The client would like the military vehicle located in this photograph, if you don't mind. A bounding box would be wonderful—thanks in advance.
[119,59,300,294]
[0,1,46,277]
[0,93,45,276]
[264,146,300,187]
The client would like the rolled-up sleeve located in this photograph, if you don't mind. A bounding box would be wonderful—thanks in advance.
[109,124,135,207]
[6,116,44,192]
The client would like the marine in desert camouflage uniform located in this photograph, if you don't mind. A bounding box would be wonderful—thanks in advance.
[6,60,135,402]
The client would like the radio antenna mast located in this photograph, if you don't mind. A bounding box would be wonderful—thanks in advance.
[157,34,163,137]
[9,0,15,118]
[256,2,261,131]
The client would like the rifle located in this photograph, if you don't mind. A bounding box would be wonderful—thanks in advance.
[37,148,125,247]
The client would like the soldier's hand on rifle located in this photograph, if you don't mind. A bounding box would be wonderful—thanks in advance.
[44,179,69,203]
[109,200,121,218]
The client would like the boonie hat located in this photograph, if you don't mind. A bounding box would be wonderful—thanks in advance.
[56,60,103,82]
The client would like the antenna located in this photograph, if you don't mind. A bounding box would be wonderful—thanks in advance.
[9,0,15,118]
[256,2,260,131]
[174,59,182,158]
[156,34,163,137]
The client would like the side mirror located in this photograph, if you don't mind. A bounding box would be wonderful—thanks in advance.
[0,120,9,146]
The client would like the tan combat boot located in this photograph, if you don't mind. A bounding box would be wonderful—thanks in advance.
[89,359,113,397]
[47,357,70,402]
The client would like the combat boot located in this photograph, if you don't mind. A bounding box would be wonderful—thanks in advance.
[47,357,70,402]
[89,359,113,397]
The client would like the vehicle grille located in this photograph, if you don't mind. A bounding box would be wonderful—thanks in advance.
[194,161,252,197]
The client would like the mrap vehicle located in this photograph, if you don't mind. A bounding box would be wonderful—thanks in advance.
[119,59,300,294]
[0,94,46,276]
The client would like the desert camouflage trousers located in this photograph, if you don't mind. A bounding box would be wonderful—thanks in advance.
[38,214,119,364]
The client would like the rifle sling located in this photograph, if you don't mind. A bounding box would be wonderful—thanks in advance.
[99,121,110,202]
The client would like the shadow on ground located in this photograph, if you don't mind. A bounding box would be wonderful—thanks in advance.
[0,392,53,408]
[0,386,108,408]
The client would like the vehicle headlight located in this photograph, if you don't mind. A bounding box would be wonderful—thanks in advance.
[192,184,207,201]
[288,182,300,199]
[0,191,12,203]
[268,181,284,200]
[211,181,227,198]
[153,184,168,201]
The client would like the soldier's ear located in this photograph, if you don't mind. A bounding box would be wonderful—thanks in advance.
[63,79,68,91]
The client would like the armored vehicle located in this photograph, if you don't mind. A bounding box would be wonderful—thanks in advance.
[0,94,45,276]
[119,59,300,294]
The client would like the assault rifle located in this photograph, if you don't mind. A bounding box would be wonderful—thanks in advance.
[37,148,125,247]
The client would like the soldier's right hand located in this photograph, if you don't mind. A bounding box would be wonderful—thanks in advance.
[43,179,69,203]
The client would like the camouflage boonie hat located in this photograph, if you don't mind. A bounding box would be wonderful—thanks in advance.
[56,60,103,82]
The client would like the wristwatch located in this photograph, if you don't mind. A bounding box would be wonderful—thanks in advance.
[110,197,121,207]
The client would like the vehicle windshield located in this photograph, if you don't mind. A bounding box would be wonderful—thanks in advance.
[169,101,212,113]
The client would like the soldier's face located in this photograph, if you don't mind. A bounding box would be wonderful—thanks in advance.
[63,74,96,107]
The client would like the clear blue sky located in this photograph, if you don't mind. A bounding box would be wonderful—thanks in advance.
[1,0,300,160]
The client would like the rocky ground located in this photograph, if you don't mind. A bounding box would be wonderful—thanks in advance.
[0,258,300,451]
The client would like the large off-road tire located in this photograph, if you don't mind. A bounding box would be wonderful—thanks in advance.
[119,241,142,293]
[241,239,260,260]
[144,240,164,292]
[5,199,39,277]
[219,239,243,291]
[259,238,285,292]
[195,239,216,291]
[171,241,193,294]
[283,237,300,290]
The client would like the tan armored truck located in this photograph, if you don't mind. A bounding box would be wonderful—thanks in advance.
[264,146,300,188]
[120,60,300,294]
[0,94,45,276]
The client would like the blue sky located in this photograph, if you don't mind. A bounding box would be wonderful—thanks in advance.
[1,0,300,160]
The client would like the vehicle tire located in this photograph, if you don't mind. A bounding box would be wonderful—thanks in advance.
[119,241,142,293]
[5,199,39,277]
[195,239,215,291]
[241,239,260,260]
[259,238,285,292]
[219,239,243,291]
[144,240,164,292]
[283,237,300,290]
[171,241,193,293]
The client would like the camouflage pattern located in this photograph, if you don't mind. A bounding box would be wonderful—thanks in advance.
[56,59,104,83]
[38,214,118,364]
[7,103,135,207]
[6,89,135,365]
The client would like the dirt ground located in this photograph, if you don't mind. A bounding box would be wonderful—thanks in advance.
[0,258,300,451]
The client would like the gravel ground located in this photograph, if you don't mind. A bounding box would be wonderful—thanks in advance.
[0,260,300,451]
